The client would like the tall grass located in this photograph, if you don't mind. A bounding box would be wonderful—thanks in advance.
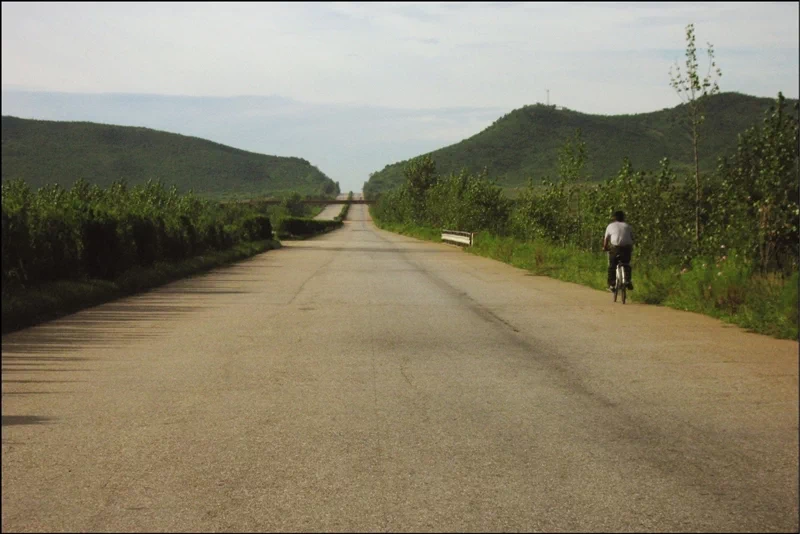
[371,219,442,243]
[371,216,798,340]
[368,95,798,340]
[1,178,280,291]
[0,179,307,333]
[470,232,798,340]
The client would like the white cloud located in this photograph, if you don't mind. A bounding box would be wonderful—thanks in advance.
[3,2,797,108]
[1,1,798,190]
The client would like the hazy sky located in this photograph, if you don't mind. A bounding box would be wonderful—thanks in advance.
[2,2,798,191]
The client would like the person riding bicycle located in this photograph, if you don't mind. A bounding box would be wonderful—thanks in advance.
[603,210,634,293]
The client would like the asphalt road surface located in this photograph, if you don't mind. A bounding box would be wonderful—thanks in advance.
[314,193,350,220]
[2,204,798,532]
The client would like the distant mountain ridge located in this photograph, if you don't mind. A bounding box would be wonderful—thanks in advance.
[1,89,507,194]
[1,116,339,198]
[364,92,797,195]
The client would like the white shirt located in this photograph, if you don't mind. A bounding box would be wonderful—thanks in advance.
[605,221,634,247]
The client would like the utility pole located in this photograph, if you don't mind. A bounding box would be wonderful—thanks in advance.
[547,89,550,106]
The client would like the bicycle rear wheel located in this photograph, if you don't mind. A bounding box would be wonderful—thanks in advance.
[616,264,625,304]
[619,264,627,304]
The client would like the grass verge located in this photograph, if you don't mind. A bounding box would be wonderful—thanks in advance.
[371,220,443,242]
[1,239,281,335]
[371,215,798,340]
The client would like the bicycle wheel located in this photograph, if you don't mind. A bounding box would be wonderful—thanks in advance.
[614,264,623,304]
[618,264,627,304]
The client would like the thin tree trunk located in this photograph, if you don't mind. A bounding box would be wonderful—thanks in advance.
[693,122,700,250]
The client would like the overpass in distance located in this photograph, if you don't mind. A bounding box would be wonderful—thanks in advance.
[223,199,375,205]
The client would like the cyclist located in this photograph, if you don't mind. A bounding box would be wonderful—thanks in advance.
[602,210,634,293]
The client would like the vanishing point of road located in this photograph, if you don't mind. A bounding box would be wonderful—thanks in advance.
[2,203,798,532]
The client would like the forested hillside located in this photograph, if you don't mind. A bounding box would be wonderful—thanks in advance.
[1,116,339,198]
[364,92,796,196]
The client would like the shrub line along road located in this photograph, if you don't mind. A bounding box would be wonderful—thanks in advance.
[313,194,350,221]
[2,202,797,532]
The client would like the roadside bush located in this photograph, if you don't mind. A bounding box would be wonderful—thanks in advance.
[242,214,273,241]
[1,207,30,289]
[335,192,354,222]
[1,178,279,289]
[375,94,798,276]
[28,210,81,283]
[275,217,341,238]
[81,209,120,280]
[370,94,798,339]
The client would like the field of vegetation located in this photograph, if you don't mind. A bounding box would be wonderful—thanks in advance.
[1,116,340,198]
[0,178,336,333]
[364,92,798,197]
[370,94,799,340]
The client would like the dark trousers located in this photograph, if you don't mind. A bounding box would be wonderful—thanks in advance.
[608,245,633,286]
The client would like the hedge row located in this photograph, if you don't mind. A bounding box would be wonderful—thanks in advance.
[2,179,273,290]
[274,217,342,238]
[371,94,799,274]
[334,192,354,222]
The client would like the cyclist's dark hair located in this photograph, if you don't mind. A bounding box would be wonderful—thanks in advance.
[614,210,625,222]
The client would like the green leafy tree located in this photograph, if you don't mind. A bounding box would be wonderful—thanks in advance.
[405,156,438,195]
[713,93,799,272]
[403,155,438,224]
[669,23,722,249]
[557,129,589,246]
[280,192,306,217]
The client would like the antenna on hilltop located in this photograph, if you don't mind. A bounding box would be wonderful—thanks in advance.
[546,89,550,106]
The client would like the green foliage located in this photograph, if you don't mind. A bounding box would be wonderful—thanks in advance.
[373,160,511,236]
[363,93,794,196]
[1,178,278,290]
[669,23,722,118]
[1,116,338,198]
[669,23,723,247]
[370,93,798,340]
[266,191,329,231]
[425,169,511,234]
[241,214,274,242]
[373,219,796,340]
[274,217,342,239]
[334,192,354,222]
[367,217,442,243]
[710,93,799,273]
[377,93,798,273]
[405,156,439,196]
[403,155,439,224]
[2,239,279,335]
[280,192,307,218]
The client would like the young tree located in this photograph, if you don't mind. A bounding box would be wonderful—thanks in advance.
[669,23,722,249]
[715,93,799,272]
[403,155,438,224]
[280,192,306,217]
[557,129,588,246]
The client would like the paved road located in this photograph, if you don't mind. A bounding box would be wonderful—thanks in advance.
[2,204,797,532]
[314,193,350,220]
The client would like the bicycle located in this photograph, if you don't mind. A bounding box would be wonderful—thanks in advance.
[612,255,629,304]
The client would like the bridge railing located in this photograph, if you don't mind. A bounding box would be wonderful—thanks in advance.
[441,230,474,247]
[221,199,375,205]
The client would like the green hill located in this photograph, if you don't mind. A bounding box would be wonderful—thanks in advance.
[1,116,339,198]
[364,92,795,196]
